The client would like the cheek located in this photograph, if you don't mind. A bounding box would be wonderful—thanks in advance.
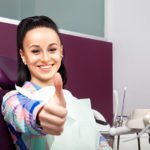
[26,56,38,65]
[54,53,62,62]
[26,55,39,63]
[55,56,62,69]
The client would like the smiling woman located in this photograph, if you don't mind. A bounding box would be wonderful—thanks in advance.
[20,27,63,87]
[16,16,67,88]
[1,16,112,150]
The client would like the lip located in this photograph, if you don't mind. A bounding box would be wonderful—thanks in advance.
[38,64,53,72]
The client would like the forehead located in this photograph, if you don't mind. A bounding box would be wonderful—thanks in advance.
[23,27,61,45]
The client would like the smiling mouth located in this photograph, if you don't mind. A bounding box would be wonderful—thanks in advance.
[39,65,53,71]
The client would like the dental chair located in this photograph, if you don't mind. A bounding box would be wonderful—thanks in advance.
[0,55,17,149]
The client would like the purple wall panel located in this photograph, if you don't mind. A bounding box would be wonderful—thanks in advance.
[62,34,113,124]
[0,22,113,124]
[0,22,17,58]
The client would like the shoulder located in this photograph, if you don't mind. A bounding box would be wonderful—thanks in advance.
[3,81,35,101]
[3,90,18,100]
[2,90,19,109]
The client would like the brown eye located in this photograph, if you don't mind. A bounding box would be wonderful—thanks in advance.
[50,48,56,51]
[31,50,40,54]
[49,48,57,53]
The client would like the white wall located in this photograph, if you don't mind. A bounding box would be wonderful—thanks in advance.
[106,0,150,115]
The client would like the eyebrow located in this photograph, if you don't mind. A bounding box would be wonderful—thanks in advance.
[29,43,58,48]
[29,45,40,48]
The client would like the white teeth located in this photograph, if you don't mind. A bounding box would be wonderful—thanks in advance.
[40,65,51,69]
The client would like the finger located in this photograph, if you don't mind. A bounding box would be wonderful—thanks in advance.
[43,128,63,135]
[43,103,67,118]
[53,73,63,96]
[53,73,66,107]
[41,122,64,132]
[40,111,66,126]
[42,124,64,135]
[40,114,65,135]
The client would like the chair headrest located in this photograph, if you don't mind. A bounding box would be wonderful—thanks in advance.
[0,56,17,89]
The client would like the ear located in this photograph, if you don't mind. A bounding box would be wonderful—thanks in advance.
[60,45,64,58]
[20,49,27,65]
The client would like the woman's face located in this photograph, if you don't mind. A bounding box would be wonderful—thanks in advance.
[20,27,63,87]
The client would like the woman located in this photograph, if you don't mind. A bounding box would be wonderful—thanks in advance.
[2,16,111,150]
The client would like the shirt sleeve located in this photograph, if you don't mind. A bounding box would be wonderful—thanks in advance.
[1,90,46,135]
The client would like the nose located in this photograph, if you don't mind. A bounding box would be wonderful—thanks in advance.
[41,51,50,62]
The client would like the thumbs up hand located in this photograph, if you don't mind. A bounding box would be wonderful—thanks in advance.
[37,73,67,135]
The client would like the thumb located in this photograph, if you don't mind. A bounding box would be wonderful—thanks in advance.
[53,73,66,107]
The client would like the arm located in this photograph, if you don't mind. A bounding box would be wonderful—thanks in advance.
[2,91,45,135]
[2,73,67,136]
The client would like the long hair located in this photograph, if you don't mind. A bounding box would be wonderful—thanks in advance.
[16,16,67,87]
